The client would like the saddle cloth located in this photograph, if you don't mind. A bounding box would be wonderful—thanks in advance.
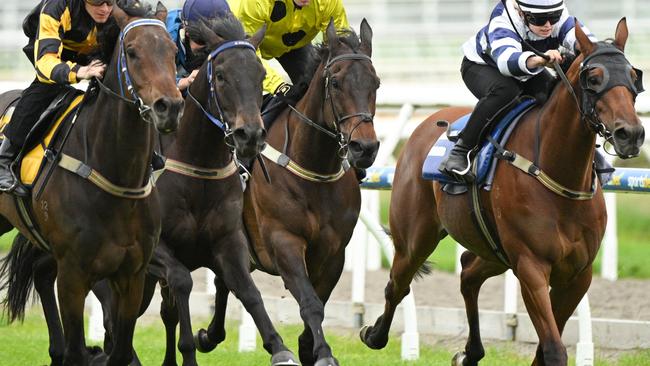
[0,92,84,186]
[422,98,537,187]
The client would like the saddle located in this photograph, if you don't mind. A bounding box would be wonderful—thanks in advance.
[0,87,85,188]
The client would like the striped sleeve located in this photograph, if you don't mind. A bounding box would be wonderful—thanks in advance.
[34,0,79,84]
[487,14,542,79]
[557,15,598,52]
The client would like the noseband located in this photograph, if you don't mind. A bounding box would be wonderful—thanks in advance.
[289,52,374,159]
[186,40,256,149]
[94,19,168,123]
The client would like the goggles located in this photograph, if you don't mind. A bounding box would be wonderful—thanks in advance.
[523,10,562,27]
[85,0,116,6]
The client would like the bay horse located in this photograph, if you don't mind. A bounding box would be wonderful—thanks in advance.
[240,19,380,366]
[359,19,645,366]
[0,3,183,365]
[98,15,299,366]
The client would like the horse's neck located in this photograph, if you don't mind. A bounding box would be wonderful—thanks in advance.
[536,82,596,189]
[170,75,231,168]
[72,63,154,187]
[287,74,343,174]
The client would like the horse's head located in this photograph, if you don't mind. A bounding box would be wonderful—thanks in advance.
[571,17,645,158]
[185,15,267,159]
[320,19,381,169]
[111,2,184,133]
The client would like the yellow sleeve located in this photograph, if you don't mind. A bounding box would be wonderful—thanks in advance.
[320,0,350,35]
[259,49,286,94]
[235,0,268,37]
[34,6,78,84]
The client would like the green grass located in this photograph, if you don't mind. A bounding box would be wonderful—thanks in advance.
[0,229,16,252]
[3,308,649,365]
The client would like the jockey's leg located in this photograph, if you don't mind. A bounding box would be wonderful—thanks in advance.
[1,80,63,194]
[439,58,521,182]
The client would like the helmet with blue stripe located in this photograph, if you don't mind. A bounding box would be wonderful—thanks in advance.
[181,0,232,23]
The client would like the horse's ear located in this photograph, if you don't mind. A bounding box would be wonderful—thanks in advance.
[359,18,372,57]
[112,5,130,29]
[574,18,594,56]
[326,18,339,54]
[613,17,628,52]
[155,1,168,23]
[249,24,267,49]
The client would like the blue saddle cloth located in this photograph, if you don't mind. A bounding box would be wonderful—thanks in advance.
[422,98,536,186]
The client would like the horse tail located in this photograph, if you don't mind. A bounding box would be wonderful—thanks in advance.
[0,234,38,323]
[382,223,433,280]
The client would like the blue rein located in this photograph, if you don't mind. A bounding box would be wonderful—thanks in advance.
[117,19,167,119]
[190,40,256,132]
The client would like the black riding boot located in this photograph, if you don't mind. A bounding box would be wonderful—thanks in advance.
[0,138,26,195]
[438,138,476,182]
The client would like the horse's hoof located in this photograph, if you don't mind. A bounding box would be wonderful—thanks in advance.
[87,346,108,366]
[271,350,300,366]
[314,357,338,366]
[359,325,386,350]
[194,328,218,353]
[451,351,466,366]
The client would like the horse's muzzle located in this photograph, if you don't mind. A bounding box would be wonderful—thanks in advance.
[232,124,267,159]
[348,140,380,169]
[612,123,645,158]
[153,97,184,134]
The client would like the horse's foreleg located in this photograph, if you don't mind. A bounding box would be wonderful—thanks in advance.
[106,271,145,366]
[194,276,228,353]
[516,256,567,366]
[160,286,180,366]
[216,232,297,365]
[531,267,593,366]
[453,251,506,366]
[156,245,197,366]
[33,253,64,366]
[274,234,336,366]
[57,265,90,365]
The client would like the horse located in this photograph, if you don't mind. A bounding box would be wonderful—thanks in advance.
[359,18,645,366]
[93,15,301,366]
[238,19,380,366]
[0,3,183,365]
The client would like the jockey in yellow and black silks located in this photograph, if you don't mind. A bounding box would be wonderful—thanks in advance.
[0,0,111,195]
[229,0,349,126]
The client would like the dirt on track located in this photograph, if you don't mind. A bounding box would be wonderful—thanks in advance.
[247,268,650,321]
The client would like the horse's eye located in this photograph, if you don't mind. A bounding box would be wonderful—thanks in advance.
[215,71,225,82]
[331,78,339,89]
[126,47,137,59]
[588,75,600,86]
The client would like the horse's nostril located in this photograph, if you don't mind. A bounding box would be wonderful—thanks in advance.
[154,98,170,115]
[614,128,629,141]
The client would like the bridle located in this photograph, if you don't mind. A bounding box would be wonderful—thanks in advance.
[186,40,257,150]
[288,52,374,159]
[95,18,168,123]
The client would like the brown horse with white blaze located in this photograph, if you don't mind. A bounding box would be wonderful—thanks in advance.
[360,19,644,366]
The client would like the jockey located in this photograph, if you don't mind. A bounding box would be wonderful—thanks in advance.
[0,0,112,194]
[439,0,597,182]
[166,0,233,91]
[230,0,350,125]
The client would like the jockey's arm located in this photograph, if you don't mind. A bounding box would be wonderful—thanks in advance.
[34,3,81,84]
[319,0,350,37]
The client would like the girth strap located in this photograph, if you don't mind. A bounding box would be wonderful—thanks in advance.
[164,158,237,180]
[261,144,349,183]
[58,153,154,199]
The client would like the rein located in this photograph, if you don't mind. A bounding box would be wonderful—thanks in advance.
[168,40,257,180]
[56,18,168,199]
[267,52,373,181]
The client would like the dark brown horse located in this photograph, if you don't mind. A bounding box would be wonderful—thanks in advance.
[240,19,380,366]
[113,15,299,366]
[0,4,183,365]
[360,19,645,366]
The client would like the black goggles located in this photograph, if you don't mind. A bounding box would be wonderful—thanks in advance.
[85,0,115,6]
[524,10,562,26]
